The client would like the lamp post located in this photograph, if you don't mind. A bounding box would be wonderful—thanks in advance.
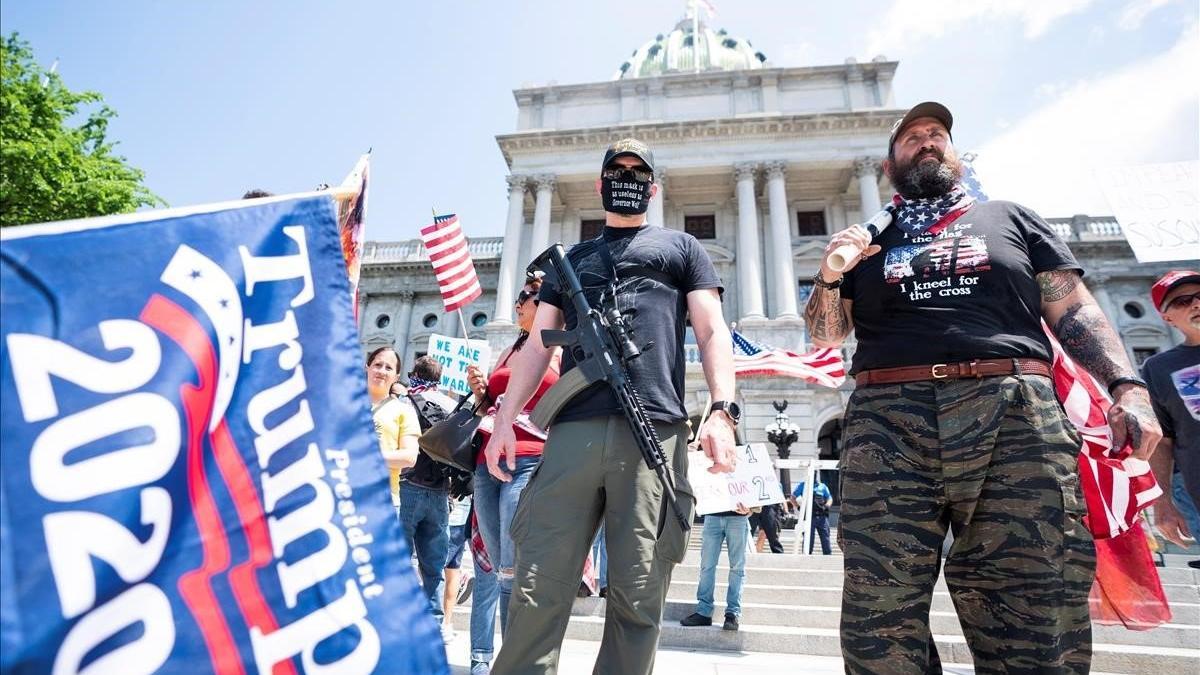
[765,400,800,494]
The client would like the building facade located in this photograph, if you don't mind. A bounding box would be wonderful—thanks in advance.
[358,13,1187,463]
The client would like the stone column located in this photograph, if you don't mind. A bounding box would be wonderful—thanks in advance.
[529,175,556,259]
[854,158,883,219]
[649,170,667,228]
[394,290,416,366]
[734,163,766,320]
[492,175,527,324]
[765,161,798,319]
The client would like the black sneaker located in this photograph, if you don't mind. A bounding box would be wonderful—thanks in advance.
[1187,559,1200,570]
[598,587,607,598]
[722,613,739,631]
[680,612,712,627]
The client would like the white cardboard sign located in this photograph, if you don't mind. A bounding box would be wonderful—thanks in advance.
[688,443,786,515]
[425,333,491,396]
[1095,161,1200,263]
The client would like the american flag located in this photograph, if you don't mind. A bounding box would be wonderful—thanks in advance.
[959,152,990,202]
[420,213,482,312]
[731,329,845,387]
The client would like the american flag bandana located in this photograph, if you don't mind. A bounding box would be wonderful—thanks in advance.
[406,377,439,394]
[894,185,974,237]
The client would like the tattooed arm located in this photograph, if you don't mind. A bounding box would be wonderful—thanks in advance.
[808,225,881,347]
[1039,269,1163,459]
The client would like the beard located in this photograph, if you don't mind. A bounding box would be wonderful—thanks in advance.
[890,149,963,199]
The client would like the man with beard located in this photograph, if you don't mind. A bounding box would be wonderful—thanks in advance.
[486,138,739,675]
[805,102,1161,674]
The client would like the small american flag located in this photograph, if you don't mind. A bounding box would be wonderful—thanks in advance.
[731,329,845,387]
[421,213,482,312]
[959,152,990,202]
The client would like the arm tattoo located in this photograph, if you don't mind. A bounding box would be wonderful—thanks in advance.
[1037,269,1080,303]
[804,285,850,344]
[1052,302,1133,386]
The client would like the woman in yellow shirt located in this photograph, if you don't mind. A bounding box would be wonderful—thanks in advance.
[366,346,420,510]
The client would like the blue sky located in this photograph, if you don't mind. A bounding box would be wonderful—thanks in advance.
[3,0,1196,241]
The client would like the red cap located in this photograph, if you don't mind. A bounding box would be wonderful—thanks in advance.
[1151,270,1200,312]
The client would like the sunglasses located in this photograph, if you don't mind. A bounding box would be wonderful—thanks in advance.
[601,165,653,183]
[516,289,540,306]
[1165,291,1200,311]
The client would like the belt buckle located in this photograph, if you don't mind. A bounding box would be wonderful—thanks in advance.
[931,363,950,379]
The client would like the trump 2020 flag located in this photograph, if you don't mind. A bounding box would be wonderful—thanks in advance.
[0,194,448,674]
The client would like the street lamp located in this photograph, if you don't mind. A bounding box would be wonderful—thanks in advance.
[765,400,800,493]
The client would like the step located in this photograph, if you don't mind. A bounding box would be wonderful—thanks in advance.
[680,551,847,569]
[449,609,1200,672]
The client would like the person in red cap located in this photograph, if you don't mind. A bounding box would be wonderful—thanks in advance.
[805,101,1162,674]
[1143,271,1200,562]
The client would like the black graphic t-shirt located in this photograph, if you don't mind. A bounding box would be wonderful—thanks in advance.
[1142,345,1200,507]
[539,225,723,424]
[842,200,1080,374]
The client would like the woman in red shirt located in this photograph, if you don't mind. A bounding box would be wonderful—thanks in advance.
[464,274,559,674]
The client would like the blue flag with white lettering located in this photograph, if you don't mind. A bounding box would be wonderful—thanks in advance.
[0,195,448,674]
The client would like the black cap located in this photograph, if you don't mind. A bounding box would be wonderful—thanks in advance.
[888,101,953,152]
[602,138,655,174]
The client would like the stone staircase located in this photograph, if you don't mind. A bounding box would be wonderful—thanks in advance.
[452,531,1200,673]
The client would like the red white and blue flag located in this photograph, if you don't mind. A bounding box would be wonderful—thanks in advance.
[0,195,448,673]
[421,213,482,313]
[731,329,846,388]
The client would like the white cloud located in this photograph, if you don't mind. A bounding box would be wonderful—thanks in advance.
[972,23,1199,217]
[1118,0,1173,30]
[865,0,1094,57]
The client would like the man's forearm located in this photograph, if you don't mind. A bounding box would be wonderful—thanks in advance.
[697,325,735,402]
[1149,438,1176,502]
[1052,300,1136,386]
[804,285,850,347]
[495,342,553,423]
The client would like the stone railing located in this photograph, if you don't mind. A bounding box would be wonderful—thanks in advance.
[1046,215,1124,242]
[362,236,505,264]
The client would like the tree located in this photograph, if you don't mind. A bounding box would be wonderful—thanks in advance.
[1,33,163,227]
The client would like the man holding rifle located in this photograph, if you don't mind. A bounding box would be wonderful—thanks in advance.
[487,138,737,675]
[806,102,1161,673]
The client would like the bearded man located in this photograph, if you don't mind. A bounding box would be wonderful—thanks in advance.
[804,102,1161,674]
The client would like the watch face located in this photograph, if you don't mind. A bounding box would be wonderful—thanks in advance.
[715,401,741,421]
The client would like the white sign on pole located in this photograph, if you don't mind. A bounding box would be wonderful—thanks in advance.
[688,443,786,515]
[425,333,492,396]
[1095,161,1200,263]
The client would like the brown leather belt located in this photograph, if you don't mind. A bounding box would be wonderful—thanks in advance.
[855,358,1052,386]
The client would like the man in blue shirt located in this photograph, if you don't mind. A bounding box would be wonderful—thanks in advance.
[793,478,833,555]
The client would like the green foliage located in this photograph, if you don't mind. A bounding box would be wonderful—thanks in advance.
[1,33,163,227]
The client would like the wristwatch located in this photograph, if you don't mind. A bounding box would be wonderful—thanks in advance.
[710,401,741,426]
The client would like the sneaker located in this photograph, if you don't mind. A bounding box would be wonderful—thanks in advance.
[470,660,490,675]
[440,624,456,644]
[722,612,740,631]
[598,587,607,598]
[680,612,712,627]
[457,575,475,605]
[1187,559,1200,570]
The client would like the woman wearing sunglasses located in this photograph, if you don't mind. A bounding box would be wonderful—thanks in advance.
[463,273,560,675]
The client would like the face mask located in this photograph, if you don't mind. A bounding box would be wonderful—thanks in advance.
[601,172,652,215]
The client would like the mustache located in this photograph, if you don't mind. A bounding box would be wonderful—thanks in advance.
[915,148,943,162]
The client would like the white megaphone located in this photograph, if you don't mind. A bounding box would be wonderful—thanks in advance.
[826,203,897,273]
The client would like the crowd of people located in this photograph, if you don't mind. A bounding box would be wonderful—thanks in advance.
[360,111,1198,675]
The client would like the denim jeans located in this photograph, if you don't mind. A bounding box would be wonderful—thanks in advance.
[398,481,450,622]
[591,521,608,590]
[469,455,539,663]
[696,514,750,617]
[1173,470,1200,540]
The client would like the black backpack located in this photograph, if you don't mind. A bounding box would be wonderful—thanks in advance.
[405,393,472,493]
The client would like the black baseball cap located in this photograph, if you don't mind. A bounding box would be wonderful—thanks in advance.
[888,101,954,151]
[602,138,655,174]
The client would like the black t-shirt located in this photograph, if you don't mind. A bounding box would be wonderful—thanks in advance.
[539,225,723,424]
[842,200,1080,374]
[1142,344,1200,506]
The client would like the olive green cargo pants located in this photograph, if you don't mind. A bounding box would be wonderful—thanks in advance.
[492,416,694,675]
[839,374,1096,675]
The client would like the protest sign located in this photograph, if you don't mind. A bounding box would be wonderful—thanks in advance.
[688,443,786,515]
[1095,160,1200,263]
[0,194,447,674]
[425,333,491,395]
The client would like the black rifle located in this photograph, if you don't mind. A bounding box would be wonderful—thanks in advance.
[527,243,690,532]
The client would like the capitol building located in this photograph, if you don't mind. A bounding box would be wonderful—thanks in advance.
[358,11,1186,461]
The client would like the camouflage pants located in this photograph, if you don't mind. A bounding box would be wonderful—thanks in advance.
[839,374,1095,675]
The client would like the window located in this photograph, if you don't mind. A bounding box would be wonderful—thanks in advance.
[796,211,827,237]
[797,281,815,306]
[422,313,438,328]
[580,219,605,241]
[1123,302,1145,319]
[1133,348,1157,366]
[414,351,427,361]
[684,214,716,240]
[472,312,488,327]
[374,314,391,329]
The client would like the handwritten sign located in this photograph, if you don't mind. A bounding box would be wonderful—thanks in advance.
[1095,161,1200,263]
[426,333,491,396]
[688,443,786,516]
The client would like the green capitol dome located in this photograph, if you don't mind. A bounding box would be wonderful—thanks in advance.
[613,13,768,80]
